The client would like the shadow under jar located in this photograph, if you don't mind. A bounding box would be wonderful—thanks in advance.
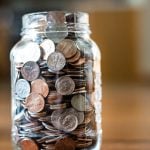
[10,11,102,150]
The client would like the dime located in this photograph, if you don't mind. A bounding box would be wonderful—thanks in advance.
[47,52,66,72]
[21,61,40,81]
[40,39,55,60]
[71,94,86,111]
[59,114,78,132]
[25,93,45,113]
[55,76,75,95]
[55,137,76,150]
[56,39,77,58]
[67,50,81,63]
[31,79,49,97]
[18,138,39,150]
[15,79,30,99]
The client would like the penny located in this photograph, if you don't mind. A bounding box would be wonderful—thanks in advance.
[55,137,76,150]
[56,39,77,58]
[55,76,75,95]
[15,79,30,99]
[19,138,39,150]
[31,79,49,98]
[59,114,78,132]
[71,94,86,111]
[40,39,55,60]
[50,103,67,110]
[67,50,81,63]
[47,52,66,72]
[70,57,86,66]
[25,93,45,113]
[21,61,40,81]
[47,91,62,104]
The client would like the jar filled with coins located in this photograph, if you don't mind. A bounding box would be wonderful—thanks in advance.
[10,11,102,150]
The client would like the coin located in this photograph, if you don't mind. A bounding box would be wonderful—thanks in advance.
[25,93,45,113]
[55,76,75,95]
[50,103,67,110]
[15,79,30,99]
[70,57,86,66]
[67,50,81,63]
[12,39,41,63]
[40,39,55,60]
[56,39,77,58]
[71,94,86,111]
[47,91,62,104]
[55,137,76,150]
[59,114,78,132]
[31,79,49,97]
[47,52,66,72]
[21,61,40,81]
[18,138,39,150]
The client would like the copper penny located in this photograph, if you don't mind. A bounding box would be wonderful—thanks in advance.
[47,91,62,104]
[67,50,81,63]
[19,138,39,150]
[25,93,45,113]
[31,79,49,97]
[21,61,40,81]
[47,52,66,72]
[56,39,77,58]
[70,57,86,66]
[55,76,75,95]
[55,137,76,150]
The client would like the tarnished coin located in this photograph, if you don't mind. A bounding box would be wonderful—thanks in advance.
[67,50,81,63]
[40,39,55,60]
[47,91,62,104]
[55,137,76,150]
[25,93,45,113]
[50,103,67,110]
[15,79,30,99]
[56,39,77,58]
[71,94,86,111]
[70,57,86,66]
[55,76,75,95]
[18,138,39,150]
[31,79,49,97]
[59,114,78,132]
[21,61,40,81]
[47,52,66,72]
[51,109,64,129]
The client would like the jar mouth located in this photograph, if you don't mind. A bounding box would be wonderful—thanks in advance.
[21,11,90,35]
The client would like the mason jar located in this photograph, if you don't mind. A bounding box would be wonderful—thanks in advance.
[10,11,102,150]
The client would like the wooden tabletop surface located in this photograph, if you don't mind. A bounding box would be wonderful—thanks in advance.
[1,82,150,150]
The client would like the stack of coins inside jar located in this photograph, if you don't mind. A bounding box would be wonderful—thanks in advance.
[12,12,99,150]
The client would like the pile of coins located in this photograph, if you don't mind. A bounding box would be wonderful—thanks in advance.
[13,32,97,150]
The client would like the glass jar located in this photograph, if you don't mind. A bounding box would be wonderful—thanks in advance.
[10,11,102,150]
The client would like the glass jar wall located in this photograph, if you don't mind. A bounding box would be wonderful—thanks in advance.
[10,11,102,150]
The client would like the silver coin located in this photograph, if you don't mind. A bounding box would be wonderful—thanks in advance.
[15,79,30,99]
[55,76,75,95]
[12,39,41,63]
[71,94,86,111]
[40,39,55,60]
[47,52,66,72]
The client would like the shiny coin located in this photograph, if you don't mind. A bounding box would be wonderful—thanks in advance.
[25,93,45,113]
[40,39,55,60]
[21,61,40,81]
[55,137,76,150]
[15,79,30,99]
[55,76,75,95]
[12,39,41,63]
[18,138,39,150]
[67,50,81,63]
[59,114,78,132]
[56,39,77,58]
[31,79,49,98]
[47,52,66,72]
[71,94,86,111]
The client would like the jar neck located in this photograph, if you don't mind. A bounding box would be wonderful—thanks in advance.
[21,11,91,39]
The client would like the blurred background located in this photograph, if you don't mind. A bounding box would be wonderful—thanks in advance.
[0,0,150,149]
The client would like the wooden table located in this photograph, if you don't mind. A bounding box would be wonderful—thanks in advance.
[1,82,150,149]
